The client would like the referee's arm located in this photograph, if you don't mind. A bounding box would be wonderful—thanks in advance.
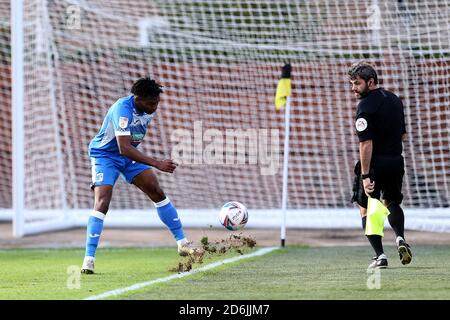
[355,114,374,175]
[359,140,372,175]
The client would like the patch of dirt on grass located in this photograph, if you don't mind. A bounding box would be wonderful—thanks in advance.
[168,232,257,273]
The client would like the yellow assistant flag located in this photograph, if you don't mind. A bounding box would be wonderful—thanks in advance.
[275,63,292,110]
[365,196,390,237]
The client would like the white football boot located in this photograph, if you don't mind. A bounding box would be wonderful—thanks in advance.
[177,240,204,257]
[81,256,95,274]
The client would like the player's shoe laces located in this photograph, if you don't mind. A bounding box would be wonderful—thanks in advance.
[177,241,204,257]
[368,254,388,269]
[81,256,95,274]
[398,240,412,265]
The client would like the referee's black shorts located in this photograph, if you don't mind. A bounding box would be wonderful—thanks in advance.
[351,155,405,209]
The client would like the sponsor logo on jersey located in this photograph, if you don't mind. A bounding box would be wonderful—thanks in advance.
[131,133,145,143]
[355,118,368,132]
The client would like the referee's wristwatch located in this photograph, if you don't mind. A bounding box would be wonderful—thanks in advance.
[361,173,371,180]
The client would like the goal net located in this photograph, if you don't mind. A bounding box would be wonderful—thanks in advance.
[5,0,450,235]
[0,0,12,221]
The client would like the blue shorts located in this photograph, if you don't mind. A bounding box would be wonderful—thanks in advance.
[90,155,152,188]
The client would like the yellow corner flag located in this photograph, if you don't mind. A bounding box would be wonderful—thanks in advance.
[365,196,390,237]
[275,63,292,110]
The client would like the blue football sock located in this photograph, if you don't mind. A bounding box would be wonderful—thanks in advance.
[85,210,105,257]
[154,198,185,241]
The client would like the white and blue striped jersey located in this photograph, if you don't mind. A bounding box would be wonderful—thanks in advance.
[88,95,155,157]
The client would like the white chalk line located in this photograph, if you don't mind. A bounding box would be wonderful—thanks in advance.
[84,246,280,300]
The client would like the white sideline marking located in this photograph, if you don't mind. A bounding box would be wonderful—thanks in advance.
[84,246,279,300]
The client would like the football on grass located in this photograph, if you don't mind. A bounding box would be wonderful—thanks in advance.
[219,201,248,231]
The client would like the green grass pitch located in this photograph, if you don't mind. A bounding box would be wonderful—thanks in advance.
[1,245,450,300]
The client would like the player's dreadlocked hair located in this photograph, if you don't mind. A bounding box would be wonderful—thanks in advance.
[348,61,378,85]
[131,77,163,98]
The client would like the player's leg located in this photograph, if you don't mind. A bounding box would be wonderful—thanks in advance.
[382,156,412,265]
[385,199,405,244]
[129,168,185,242]
[383,157,405,241]
[357,205,385,265]
[124,163,202,256]
[82,185,112,272]
[385,198,412,265]
[352,161,386,268]
[82,158,119,274]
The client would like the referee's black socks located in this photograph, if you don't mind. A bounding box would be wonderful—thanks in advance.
[362,216,384,257]
[366,235,384,257]
[387,203,405,239]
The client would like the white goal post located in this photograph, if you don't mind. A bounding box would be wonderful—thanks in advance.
[4,0,450,236]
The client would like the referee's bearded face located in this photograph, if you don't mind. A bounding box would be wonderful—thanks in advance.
[136,95,160,114]
[350,76,370,99]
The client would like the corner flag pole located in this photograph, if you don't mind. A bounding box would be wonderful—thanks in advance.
[280,94,291,247]
[274,63,292,248]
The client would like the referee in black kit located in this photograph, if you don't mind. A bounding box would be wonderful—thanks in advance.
[349,61,412,269]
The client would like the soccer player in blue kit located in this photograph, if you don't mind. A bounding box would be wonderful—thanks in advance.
[81,78,202,274]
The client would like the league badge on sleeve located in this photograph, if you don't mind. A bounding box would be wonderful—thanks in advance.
[119,116,129,129]
[355,118,368,132]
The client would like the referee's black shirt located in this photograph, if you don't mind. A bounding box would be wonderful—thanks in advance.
[355,88,406,156]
